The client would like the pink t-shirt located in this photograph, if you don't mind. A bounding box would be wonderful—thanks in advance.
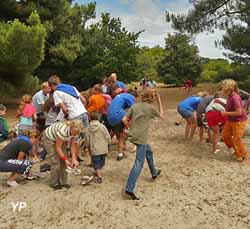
[226,92,246,122]
[23,104,36,117]
[102,94,112,115]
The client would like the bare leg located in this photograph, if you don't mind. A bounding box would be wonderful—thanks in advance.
[96,169,102,178]
[189,114,197,139]
[185,120,191,139]
[199,126,204,143]
[8,172,20,181]
[211,125,219,153]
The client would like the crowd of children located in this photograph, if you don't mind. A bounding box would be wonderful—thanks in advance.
[3,75,247,199]
[177,79,250,163]
[0,72,163,200]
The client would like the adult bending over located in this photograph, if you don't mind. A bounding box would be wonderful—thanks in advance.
[42,120,85,189]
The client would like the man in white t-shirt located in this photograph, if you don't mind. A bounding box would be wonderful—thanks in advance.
[48,75,89,128]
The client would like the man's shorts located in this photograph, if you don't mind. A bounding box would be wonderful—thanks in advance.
[177,106,193,119]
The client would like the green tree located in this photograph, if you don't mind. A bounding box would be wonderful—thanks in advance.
[136,46,165,81]
[157,33,202,86]
[0,1,141,91]
[0,12,46,99]
[63,13,141,90]
[166,0,250,63]
[201,59,233,82]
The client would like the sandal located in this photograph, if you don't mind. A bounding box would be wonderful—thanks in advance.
[80,176,94,186]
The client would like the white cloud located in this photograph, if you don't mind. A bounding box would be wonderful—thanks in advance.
[196,31,225,58]
[86,0,226,59]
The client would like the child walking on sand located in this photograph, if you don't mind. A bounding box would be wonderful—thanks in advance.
[122,89,164,200]
[85,111,111,183]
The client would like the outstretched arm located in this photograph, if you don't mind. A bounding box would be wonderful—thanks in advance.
[156,91,164,119]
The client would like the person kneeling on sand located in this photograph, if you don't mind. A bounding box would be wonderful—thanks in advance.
[122,89,164,200]
[0,130,40,187]
[85,111,111,184]
[41,120,85,190]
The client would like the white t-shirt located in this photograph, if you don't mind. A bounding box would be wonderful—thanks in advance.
[32,90,49,113]
[53,87,87,119]
[206,98,227,113]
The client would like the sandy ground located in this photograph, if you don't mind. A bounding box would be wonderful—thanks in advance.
[1,84,250,228]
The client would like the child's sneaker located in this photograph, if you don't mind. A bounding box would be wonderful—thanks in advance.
[95,177,103,184]
[7,180,19,187]
[152,169,161,179]
[213,149,221,154]
[124,191,140,200]
[117,153,127,161]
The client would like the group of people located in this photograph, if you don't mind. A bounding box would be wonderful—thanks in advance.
[177,79,249,162]
[0,72,163,200]
[140,78,156,89]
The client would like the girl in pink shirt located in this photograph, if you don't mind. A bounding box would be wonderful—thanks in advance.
[16,94,37,134]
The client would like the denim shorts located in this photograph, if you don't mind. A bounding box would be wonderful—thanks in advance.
[72,113,89,128]
[91,154,106,170]
[177,106,193,119]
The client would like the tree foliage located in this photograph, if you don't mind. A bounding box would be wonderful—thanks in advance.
[0,11,46,99]
[157,33,202,85]
[136,46,165,81]
[166,0,250,64]
[200,59,233,82]
[0,1,141,91]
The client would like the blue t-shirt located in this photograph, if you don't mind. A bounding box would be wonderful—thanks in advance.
[116,81,126,89]
[32,90,49,113]
[108,93,135,126]
[178,96,202,112]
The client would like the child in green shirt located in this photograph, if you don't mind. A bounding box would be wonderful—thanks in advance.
[122,90,164,200]
[0,104,9,143]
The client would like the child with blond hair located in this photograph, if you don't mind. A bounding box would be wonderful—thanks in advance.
[16,94,36,134]
[122,89,164,200]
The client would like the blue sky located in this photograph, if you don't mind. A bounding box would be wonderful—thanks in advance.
[75,0,225,59]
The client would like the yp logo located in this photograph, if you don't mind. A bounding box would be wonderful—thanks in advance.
[11,202,27,212]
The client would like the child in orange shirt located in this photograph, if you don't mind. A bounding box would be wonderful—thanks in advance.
[87,84,106,113]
